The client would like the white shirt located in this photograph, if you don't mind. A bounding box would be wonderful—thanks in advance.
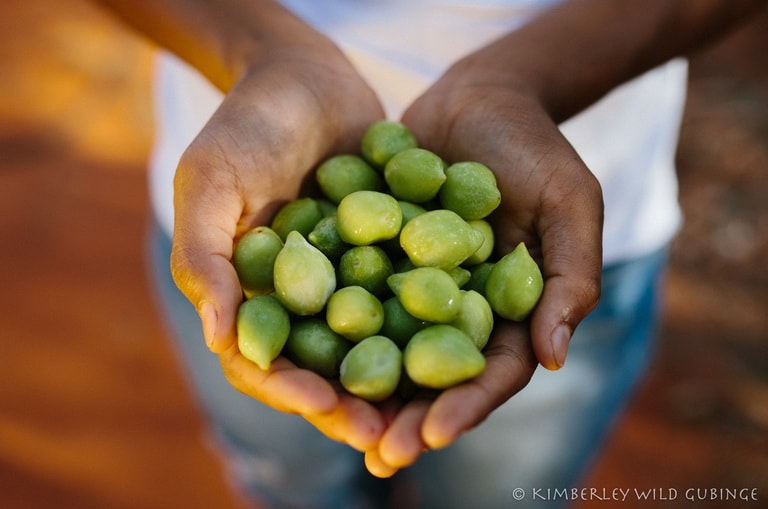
[148,0,685,265]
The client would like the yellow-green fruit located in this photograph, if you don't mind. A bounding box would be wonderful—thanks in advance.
[378,201,428,259]
[360,120,418,169]
[284,318,352,378]
[439,161,501,220]
[232,226,283,297]
[399,209,484,270]
[387,267,462,323]
[379,296,430,348]
[485,242,544,321]
[463,219,495,266]
[237,295,291,371]
[403,325,486,389]
[451,290,494,350]
[273,231,336,315]
[316,154,384,204]
[338,245,394,297]
[384,148,446,203]
[326,286,385,342]
[340,335,402,402]
[336,190,403,245]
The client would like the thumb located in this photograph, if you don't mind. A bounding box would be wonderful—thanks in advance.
[530,265,601,371]
[170,157,245,354]
[529,176,603,371]
[171,236,242,354]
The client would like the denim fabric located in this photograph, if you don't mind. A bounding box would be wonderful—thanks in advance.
[147,224,667,509]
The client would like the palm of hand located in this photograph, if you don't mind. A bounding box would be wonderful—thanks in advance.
[170,58,390,452]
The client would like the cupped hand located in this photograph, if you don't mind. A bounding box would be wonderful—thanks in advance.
[169,45,388,452]
[363,61,605,476]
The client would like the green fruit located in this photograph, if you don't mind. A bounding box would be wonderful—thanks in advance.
[384,148,446,203]
[284,318,352,378]
[398,201,428,224]
[399,209,484,270]
[270,197,324,241]
[237,295,291,370]
[379,296,430,348]
[232,226,283,297]
[403,325,486,389]
[273,231,336,315]
[325,286,385,342]
[316,199,337,218]
[340,335,402,402]
[463,219,494,266]
[464,262,495,294]
[392,257,416,274]
[360,120,418,169]
[451,290,494,350]
[308,215,350,262]
[439,161,501,220]
[316,154,384,204]
[446,266,472,288]
[485,242,544,321]
[338,245,394,297]
[336,190,403,245]
[387,267,462,323]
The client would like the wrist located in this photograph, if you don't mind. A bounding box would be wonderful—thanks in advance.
[97,0,341,92]
[439,33,585,125]
[222,3,341,90]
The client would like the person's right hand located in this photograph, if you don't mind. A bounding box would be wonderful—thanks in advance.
[169,36,390,453]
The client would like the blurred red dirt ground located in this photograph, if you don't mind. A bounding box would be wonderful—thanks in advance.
[1,1,766,508]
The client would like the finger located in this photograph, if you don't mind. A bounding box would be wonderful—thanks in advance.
[171,143,245,354]
[376,398,431,470]
[304,390,388,452]
[364,449,400,479]
[421,321,537,449]
[220,346,387,451]
[530,167,603,370]
[219,346,339,415]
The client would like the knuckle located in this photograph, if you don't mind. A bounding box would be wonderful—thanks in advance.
[169,240,198,297]
[579,275,602,314]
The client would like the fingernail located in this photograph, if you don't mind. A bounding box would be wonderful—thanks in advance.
[550,325,570,369]
[199,302,217,350]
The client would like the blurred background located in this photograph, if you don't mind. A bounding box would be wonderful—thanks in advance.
[1,1,766,508]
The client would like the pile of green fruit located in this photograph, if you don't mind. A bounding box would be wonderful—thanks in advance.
[233,120,543,402]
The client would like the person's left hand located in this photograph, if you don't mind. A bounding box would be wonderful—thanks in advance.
[361,53,604,476]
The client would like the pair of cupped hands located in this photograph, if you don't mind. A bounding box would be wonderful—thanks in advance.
[170,42,603,478]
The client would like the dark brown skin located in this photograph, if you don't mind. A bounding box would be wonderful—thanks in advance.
[94,0,768,477]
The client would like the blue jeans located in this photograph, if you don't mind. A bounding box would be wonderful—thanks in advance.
[148,224,667,509]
